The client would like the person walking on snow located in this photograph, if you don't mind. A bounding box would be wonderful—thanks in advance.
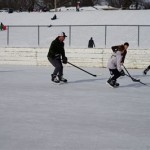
[0,22,4,30]
[47,32,68,83]
[107,45,126,88]
[88,37,95,48]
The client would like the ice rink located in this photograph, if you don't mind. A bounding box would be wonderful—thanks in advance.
[0,65,150,150]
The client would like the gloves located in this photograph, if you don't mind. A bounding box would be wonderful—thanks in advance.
[62,57,68,64]
[120,70,125,76]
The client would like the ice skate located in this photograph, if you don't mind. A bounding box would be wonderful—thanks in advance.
[107,78,116,88]
[114,81,119,87]
[51,74,60,83]
[59,75,67,83]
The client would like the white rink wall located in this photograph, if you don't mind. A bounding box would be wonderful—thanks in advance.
[0,48,150,68]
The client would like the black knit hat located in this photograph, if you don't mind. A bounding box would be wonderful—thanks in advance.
[124,42,129,46]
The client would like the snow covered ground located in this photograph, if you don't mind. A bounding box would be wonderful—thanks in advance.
[0,65,150,150]
[1,8,150,48]
[1,7,150,26]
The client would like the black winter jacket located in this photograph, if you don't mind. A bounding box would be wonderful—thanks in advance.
[47,37,66,59]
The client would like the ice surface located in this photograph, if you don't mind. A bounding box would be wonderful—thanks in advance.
[0,65,150,150]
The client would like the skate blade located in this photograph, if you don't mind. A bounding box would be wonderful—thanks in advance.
[106,82,118,88]
[59,81,68,85]
[51,81,60,85]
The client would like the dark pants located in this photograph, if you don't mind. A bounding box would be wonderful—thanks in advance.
[109,69,121,81]
[48,57,63,77]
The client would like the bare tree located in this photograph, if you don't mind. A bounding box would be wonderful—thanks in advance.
[82,0,94,6]
[1,0,150,10]
[121,0,132,9]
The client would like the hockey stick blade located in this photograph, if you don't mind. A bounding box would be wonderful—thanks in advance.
[138,81,148,86]
[123,65,148,86]
[125,74,140,82]
[125,74,147,85]
[131,77,140,82]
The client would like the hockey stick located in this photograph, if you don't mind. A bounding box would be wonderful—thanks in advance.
[125,74,147,86]
[67,62,97,77]
[123,65,147,86]
[125,74,140,82]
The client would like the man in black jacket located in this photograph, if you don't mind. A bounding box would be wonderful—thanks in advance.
[47,32,68,83]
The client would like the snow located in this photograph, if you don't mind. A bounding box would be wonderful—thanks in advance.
[1,8,150,48]
[1,9,150,25]
[0,7,150,150]
[0,65,150,150]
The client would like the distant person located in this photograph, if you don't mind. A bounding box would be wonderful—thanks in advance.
[88,37,95,48]
[0,22,6,31]
[143,65,150,75]
[51,14,57,20]
[47,32,68,83]
[76,1,80,11]
[0,23,3,31]
[135,2,138,9]
[19,7,22,12]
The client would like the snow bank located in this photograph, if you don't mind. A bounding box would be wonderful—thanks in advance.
[0,47,149,68]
